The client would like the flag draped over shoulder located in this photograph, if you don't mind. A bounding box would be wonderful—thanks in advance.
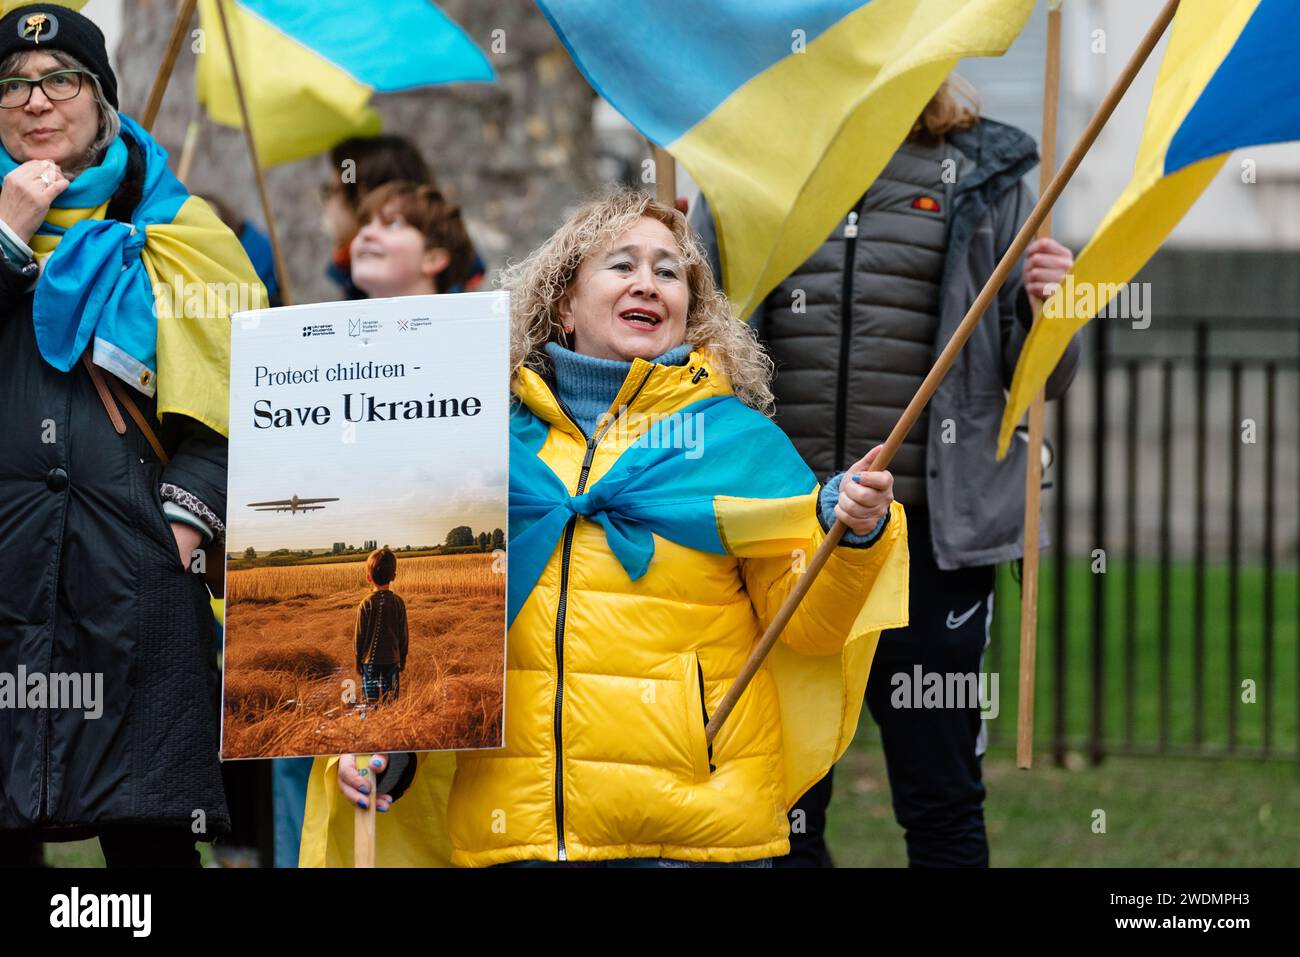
[196,0,494,167]
[507,394,816,628]
[535,0,1034,318]
[0,114,260,436]
[998,0,1300,457]
[506,377,909,810]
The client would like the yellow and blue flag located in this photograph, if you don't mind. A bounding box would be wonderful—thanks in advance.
[537,0,1034,319]
[508,393,819,627]
[0,0,84,13]
[197,0,494,166]
[999,0,1300,457]
[0,113,263,436]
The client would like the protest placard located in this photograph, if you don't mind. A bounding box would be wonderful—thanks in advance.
[221,292,508,759]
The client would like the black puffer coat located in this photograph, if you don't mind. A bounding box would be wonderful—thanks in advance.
[692,119,1082,569]
[0,136,229,840]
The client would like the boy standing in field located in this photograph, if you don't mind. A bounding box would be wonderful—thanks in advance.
[354,547,408,706]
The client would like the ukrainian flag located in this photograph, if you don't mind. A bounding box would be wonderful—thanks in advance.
[537,0,1034,319]
[999,0,1300,457]
[0,0,84,13]
[196,0,494,167]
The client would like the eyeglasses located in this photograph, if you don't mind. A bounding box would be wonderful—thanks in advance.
[0,69,87,109]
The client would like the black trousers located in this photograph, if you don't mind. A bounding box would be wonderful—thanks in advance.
[778,506,995,868]
[0,825,201,868]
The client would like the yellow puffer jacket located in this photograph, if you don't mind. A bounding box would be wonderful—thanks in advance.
[446,349,908,866]
[299,349,908,867]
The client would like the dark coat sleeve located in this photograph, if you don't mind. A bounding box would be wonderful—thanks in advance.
[376,752,418,802]
[158,416,228,527]
[995,179,1081,400]
[0,251,34,311]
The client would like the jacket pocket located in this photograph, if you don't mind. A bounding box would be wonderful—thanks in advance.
[139,459,188,575]
[681,652,714,784]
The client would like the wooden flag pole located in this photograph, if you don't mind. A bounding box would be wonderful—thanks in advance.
[1016,0,1064,771]
[706,0,1182,746]
[140,0,198,133]
[652,144,676,206]
[213,0,295,305]
[176,105,203,185]
[354,759,377,868]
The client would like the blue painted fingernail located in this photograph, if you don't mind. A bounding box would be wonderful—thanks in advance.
[378,805,389,813]
[851,474,861,484]
[359,785,369,795]
[371,757,383,768]
[357,798,368,809]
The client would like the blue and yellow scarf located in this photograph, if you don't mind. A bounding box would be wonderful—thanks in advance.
[0,113,263,436]
[507,393,817,626]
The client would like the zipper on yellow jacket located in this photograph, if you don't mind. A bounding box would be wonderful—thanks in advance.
[548,362,655,861]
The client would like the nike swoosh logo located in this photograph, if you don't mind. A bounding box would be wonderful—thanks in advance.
[945,603,983,630]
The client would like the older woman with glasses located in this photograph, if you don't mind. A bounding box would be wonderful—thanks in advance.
[0,5,263,867]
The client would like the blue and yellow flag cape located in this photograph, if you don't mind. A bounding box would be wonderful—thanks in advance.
[301,372,910,866]
[0,113,262,436]
[197,0,494,166]
[536,0,1033,318]
[999,0,1300,457]
[507,394,820,627]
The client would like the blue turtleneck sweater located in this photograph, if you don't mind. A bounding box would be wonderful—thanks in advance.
[542,341,885,546]
[545,341,691,436]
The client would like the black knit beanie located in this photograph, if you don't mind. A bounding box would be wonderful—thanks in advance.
[0,4,117,109]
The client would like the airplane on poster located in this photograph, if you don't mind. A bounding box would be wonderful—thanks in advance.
[246,494,340,514]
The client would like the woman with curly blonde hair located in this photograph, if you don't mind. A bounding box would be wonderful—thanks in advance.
[330,191,909,867]
[506,190,775,413]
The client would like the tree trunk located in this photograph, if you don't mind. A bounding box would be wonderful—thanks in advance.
[115,0,597,304]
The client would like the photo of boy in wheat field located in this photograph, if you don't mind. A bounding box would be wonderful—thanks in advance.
[355,547,408,709]
[221,531,505,760]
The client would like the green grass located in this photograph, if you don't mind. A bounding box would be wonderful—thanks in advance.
[824,555,1300,867]
[986,557,1300,756]
[42,839,216,868]
[827,724,1300,866]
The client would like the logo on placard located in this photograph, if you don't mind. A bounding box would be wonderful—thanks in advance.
[394,317,433,333]
[348,319,361,337]
[302,323,335,337]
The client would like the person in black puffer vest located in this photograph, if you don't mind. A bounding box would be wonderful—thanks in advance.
[691,76,1082,867]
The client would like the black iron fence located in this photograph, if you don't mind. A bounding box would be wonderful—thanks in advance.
[985,320,1300,763]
